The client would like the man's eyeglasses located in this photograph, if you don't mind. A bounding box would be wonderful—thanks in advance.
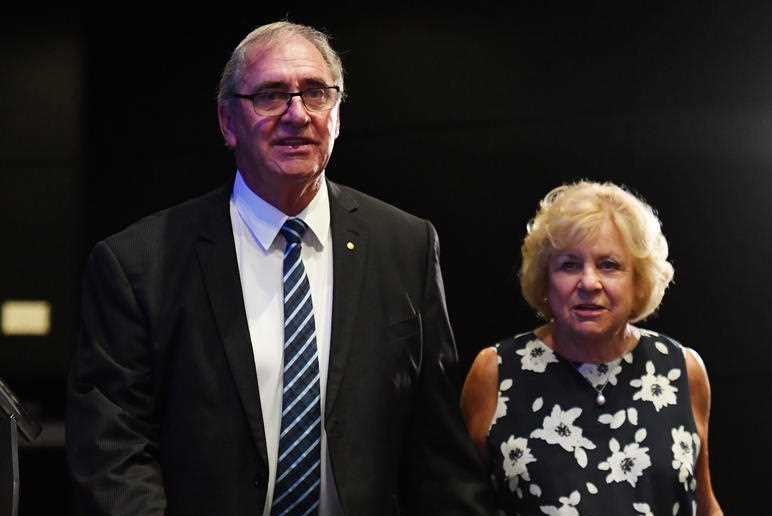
[233,86,341,117]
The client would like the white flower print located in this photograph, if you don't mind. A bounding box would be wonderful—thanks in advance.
[531,405,596,467]
[576,359,623,388]
[635,327,660,338]
[633,502,654,516]
[517,339,558,373]
[630,361,679,411]
[494,379,513,424]
[598,437,652,487]
[655,341,670,354]
[598,409,626,429]
[495,396,509,423]
[500,436,536,498]
[671,425,701,491]
[540,490,581,516]
[671,426,694,469]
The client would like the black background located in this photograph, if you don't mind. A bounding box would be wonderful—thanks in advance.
[2,3,770,514]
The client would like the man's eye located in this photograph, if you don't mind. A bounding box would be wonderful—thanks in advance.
[302,88,326,101]
[256,91,287,102]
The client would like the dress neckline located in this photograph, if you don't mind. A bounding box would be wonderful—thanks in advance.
[527,330,650,402]
[531,326,646,366]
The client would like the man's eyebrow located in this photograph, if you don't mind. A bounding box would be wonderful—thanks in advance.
[300,77,330,87]
[252,77,331,92]
[253,81,289,91]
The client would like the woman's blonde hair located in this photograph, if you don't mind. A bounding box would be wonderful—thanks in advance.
[520,181,674,322]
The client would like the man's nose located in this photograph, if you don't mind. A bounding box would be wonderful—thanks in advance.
[281,95,310,124]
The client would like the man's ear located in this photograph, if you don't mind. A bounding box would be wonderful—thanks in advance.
[334,106,341,139]
[217,102,237,148]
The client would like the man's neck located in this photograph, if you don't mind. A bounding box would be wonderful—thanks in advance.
[240,172,323,216]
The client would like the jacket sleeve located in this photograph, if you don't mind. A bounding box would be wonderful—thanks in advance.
[401,222,497,515]
[66,240,167,516]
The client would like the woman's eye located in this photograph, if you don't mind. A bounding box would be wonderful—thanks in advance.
[558,261,579,271]
[600,260,621,270]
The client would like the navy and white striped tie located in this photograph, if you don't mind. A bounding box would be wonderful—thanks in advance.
[272,218,321,516]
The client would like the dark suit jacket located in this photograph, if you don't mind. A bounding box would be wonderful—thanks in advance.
[66,179,495,516]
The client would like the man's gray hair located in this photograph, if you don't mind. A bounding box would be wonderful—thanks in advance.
[217,21,345,105]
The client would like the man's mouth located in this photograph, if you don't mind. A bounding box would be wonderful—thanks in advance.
[274,137,314,148]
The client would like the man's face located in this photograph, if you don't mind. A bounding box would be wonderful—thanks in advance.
[219,36,340,195]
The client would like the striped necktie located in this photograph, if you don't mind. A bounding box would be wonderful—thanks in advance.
[272,218,321,516]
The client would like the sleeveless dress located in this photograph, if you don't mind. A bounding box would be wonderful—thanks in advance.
[487,329,699,516]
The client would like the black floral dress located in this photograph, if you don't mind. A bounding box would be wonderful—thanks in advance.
[487,329,699,516]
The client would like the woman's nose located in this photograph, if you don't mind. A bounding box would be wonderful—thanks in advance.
[578,266,602,291]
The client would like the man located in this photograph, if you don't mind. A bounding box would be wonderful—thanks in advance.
[66,22,494,516]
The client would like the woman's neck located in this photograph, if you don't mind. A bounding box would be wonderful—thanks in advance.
[537,322,639,364]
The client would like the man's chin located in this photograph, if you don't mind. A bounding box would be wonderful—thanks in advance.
[271,157,323,177]
[275,166,323,183]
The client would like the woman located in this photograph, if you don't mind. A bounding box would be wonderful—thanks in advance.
[461,181,722,515]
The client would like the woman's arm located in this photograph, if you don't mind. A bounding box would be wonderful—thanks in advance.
[460,346,499,464]
[684,346,723,516]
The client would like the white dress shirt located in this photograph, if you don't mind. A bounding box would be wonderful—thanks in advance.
[230,171,343,515]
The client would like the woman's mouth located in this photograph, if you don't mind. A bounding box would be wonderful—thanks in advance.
[572,304,606,316]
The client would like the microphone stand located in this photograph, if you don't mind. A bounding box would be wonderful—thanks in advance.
[0,378,41,516]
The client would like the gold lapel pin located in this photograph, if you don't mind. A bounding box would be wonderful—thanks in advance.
[346,241,355,251]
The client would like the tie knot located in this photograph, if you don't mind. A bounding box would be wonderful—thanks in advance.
[280,218,308,246]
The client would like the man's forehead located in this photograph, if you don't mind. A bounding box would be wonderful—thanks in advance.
[241,37,334,85]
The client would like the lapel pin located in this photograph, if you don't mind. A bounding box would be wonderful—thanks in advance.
[346,241,355,251]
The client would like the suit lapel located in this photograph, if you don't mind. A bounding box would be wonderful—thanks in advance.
[195,183,268,465]
[325,181,368,421]
[191,180,365,461]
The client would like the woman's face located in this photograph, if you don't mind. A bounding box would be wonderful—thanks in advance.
[547,219,636,342]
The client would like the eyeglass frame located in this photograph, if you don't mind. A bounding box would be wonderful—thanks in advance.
[231,85,341,116]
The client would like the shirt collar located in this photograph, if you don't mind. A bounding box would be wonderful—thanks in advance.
[232,170,330,252]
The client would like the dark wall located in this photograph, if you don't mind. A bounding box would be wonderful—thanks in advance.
[3,4,770,514]
[1,11,83,515]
